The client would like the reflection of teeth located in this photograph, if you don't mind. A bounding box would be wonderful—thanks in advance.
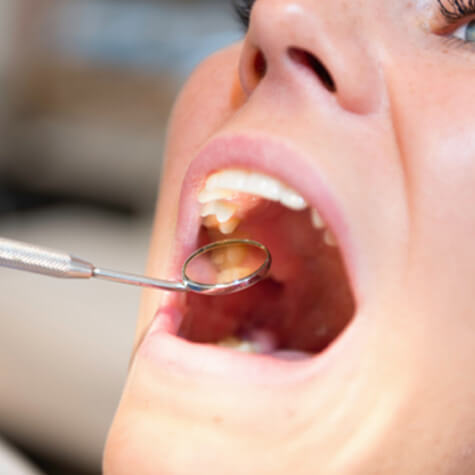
[217,266,253,284]
[211,248,226,266]
[225,244,246,266]
[323,229,337,247]
[311,208,325,229]
[204,170,307,211]
[212,244,246,268]
[200,200,237,223]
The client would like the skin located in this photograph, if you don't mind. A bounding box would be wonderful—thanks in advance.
[103,0,475,473]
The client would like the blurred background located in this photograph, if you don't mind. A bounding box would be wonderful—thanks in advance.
[0,1,242,473]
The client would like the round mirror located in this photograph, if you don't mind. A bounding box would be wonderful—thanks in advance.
[182,239,271,295]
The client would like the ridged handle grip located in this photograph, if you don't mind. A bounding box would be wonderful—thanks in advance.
[0,237,94,279]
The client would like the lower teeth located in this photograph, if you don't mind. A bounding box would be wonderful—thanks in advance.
[217,329,277,354]
[216,336,313,360]
[217,337,257,353]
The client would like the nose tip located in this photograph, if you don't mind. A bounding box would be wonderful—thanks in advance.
[238,0,382,115]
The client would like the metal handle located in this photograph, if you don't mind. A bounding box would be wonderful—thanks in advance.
[0,237,94,279]
[0,237,186,291]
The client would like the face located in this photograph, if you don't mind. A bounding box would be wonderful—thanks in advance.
[104,1,475,473]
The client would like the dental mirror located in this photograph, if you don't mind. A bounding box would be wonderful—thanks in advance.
[183,239,271,295]
[0,237,271,296]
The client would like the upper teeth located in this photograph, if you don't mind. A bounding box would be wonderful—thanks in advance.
[200,170,307,211]
[200,200,237,223]
[311,207,325,229]
[198,188,235,204]
[198,169,336,247]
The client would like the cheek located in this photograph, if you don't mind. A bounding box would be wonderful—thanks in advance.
[390,60,475,250]
[163,42,245,197]
[410,91,475,247]
[382,61,475,458]
[385,55,475,324]
[425,124,475,226]
[135,45,245,347]
[411,112,475,320]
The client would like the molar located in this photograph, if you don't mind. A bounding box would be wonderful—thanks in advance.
[219,217,240,235]
[311,208,325,229]
[323,229,337,247]
[217,266,253,284]
[202,215,240,235]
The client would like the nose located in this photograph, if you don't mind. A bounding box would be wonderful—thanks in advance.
[239,0,382,115]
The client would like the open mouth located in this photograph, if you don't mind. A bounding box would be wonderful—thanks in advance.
[177,168,356,361]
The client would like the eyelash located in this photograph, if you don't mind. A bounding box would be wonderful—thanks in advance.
[232,0,255,29]
[437,0,475,23]
[436,0,475,52]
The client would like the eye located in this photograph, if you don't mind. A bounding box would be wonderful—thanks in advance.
[452,19,475,42]
[232,0,255,30]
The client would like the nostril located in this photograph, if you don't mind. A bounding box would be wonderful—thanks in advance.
[288,47,336,93]
[240,47,267,94]
[254,50,267,80]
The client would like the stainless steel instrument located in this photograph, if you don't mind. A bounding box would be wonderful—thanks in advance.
[0,237,271,296]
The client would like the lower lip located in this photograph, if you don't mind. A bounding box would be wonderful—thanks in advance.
[138,293,362,387]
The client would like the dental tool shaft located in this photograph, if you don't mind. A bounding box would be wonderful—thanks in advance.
[0,237,186,291]
[92,268,186,291]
